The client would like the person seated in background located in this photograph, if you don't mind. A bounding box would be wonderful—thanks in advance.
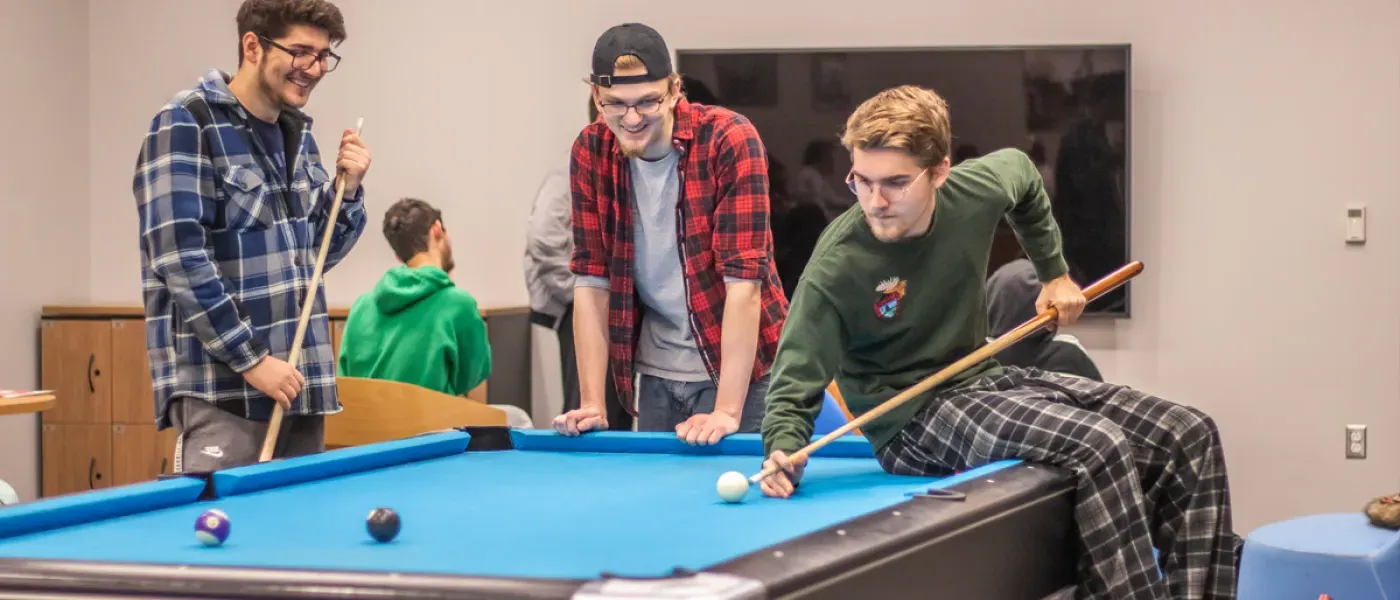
[338,198,491,397]
[986,256,1103,381]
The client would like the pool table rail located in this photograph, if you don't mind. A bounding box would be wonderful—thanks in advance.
[707,461,1078,599]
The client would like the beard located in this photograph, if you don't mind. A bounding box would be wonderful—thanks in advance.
[866,216,909,242]
[617,132,654,158]
[620,143,647,159]
[866,204,935,242]
[256,62,313,112]
[612,117,668,159]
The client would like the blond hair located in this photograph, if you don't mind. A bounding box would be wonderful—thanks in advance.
[587,54,681,90]
[840,85,952,169]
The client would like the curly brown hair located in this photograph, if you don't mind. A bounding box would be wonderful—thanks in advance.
[235,0,347,65]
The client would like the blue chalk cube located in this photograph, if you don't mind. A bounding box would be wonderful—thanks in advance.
[195,509,230,546]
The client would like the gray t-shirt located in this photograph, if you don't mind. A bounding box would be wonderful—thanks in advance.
[575,150,709,382]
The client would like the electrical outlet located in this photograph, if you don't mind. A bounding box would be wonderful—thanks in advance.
[1346,425,1367,459]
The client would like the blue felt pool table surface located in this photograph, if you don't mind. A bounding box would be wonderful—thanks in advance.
[0,430,1023,581]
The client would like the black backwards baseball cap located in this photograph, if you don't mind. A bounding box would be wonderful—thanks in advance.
[589,23,673,87]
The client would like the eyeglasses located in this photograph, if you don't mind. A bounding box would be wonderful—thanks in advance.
[846,169,928,202]
[259,36,341,73]
[597,92,670,118]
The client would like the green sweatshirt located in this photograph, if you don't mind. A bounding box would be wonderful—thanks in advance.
[337,265,492,396]
[761,149,1069,457]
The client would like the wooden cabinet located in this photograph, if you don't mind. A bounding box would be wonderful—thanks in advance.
[39,320,111,424]
[39,312,169,498]
[112,424,177,486]
[40,422,112,497]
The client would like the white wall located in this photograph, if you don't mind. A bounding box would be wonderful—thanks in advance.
[0,0,91,502]
[56,0,1400,534]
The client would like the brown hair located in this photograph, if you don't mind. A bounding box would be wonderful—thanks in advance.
[382,198,442,262]
[840,85,952,169]
[235,0,347,65]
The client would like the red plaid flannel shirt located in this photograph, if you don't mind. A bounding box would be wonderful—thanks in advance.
[569,99,789,413]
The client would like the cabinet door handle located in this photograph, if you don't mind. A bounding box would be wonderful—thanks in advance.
[87,355,95,392]
[88,458,96,489]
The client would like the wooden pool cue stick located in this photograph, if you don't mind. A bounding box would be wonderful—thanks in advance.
[749,260,1144,484]
[258,117,364,463]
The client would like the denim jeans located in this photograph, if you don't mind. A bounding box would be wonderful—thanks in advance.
[636,373,770,434]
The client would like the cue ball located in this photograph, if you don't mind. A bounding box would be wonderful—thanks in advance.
[366,507,400,542]
[717,471,750,503]
[195,508,230,546]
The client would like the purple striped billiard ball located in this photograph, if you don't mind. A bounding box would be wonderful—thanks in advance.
[195,508,230,546]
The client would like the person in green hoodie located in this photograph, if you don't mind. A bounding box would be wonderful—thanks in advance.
[338,198,491,396]
[757,86,1238,600]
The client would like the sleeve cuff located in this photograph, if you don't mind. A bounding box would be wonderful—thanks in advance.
[575,275,609,289]
[342,184,365,204]
[763,433,807,459]
[226,340,271,374]
[1031,253,1071,283]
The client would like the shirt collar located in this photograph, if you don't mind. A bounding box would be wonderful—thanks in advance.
[198,68,313,127]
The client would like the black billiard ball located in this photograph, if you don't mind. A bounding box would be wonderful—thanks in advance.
[366,507,400,543]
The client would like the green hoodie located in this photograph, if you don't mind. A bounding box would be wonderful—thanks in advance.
[337,265,491,396]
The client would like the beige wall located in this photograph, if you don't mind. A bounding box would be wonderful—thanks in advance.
[0,0,1392,533]
[0,0,91,502]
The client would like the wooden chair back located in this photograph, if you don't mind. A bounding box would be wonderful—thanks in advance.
[326,377,507,449]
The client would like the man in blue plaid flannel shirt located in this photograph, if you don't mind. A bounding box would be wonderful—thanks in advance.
[134,0,371,472]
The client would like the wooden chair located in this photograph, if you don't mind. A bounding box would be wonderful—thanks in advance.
[325,377,507,450]
[825,381,861,436]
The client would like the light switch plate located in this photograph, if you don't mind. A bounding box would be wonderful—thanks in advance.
[1346,205,1366,244]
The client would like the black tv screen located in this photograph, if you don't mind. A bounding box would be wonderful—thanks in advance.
[676,45,1131,317]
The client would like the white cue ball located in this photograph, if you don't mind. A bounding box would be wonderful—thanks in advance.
[717,471,750,503]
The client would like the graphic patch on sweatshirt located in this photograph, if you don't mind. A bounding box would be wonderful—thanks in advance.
[874,277,906,321]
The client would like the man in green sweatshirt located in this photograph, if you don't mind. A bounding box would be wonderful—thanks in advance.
[758,86,1237,600]
[338,198,491,396]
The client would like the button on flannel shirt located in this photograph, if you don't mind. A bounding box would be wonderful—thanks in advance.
[134,69,368,427]
[569,99,789,411]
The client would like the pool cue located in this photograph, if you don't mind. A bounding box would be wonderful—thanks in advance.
[749,260,1144,484]
[257,117,364,463]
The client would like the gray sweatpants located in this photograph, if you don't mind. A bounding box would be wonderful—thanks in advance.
[169,398,325,472]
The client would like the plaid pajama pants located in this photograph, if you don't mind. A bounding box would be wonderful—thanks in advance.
[876,367,1238,600]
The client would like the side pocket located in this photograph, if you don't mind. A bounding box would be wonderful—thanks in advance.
[220,164,275,230]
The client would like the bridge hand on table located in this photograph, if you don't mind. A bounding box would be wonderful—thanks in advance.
[758,450,807,499]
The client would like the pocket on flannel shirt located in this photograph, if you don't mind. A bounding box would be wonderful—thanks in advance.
[299,162,331,213]
[306,162,330,187]
[220,164,276,231]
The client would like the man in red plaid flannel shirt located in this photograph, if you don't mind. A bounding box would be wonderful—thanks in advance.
[551,23,788,445]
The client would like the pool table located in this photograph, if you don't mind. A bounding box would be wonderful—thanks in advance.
[0,427,1078,599]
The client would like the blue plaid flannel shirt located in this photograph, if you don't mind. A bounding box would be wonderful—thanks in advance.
[134,69,368,428]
